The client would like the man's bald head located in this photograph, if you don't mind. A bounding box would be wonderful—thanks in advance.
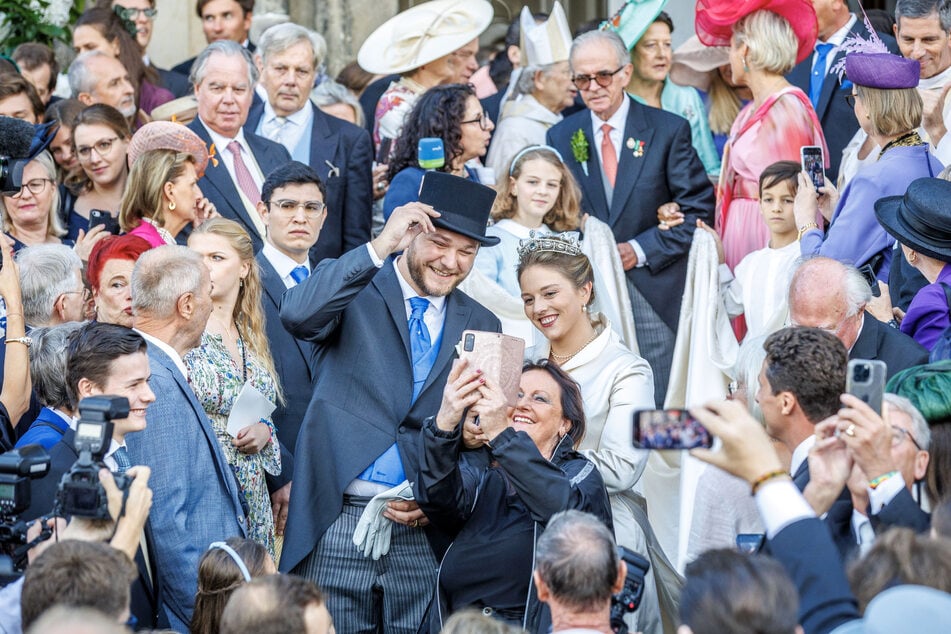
[788,257,872,350]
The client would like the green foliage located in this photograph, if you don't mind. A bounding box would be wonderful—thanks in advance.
[0,0,84,56]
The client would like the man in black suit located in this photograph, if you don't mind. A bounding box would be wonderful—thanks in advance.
[254,161,322,458]
[278,172,500,632]
[248,23,372,266]
[172,0,255,79]
[547,29,714,406]
[789,257,929,380]
[187,40,290,252]
[787,0,899,184]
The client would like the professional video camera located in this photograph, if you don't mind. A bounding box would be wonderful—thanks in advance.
[55,396,132,520]
[0,116,40,196]
[610,546,651,634]
[0,444,51,582]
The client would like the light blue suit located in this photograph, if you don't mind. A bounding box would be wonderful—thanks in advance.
[127,343,247,633]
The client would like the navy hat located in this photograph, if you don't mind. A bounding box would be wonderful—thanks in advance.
[875,178,951,261]
[418,171,500,246]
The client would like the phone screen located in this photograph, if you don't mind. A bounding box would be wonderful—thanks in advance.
[801,146,824,191]
[633,410,713,450]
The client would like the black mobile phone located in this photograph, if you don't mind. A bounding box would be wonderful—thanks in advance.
[736,533,766,554]
[846,359,887,416]
[633,409,713,450]
[800,145,825,191]
[857,263,881,297]
[376,137,393,164]
[88,209,119,235]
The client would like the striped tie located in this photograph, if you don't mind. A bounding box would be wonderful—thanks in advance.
[227,140,261,205]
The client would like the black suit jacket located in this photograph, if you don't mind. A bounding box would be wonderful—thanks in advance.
[187,118,290,252]
[792,459,855,559]
[154,66,191,98]
[277,247,501,572]
[547,97,715,330]
[851,315,929,380]
[787,19,899,183]
[246,97,373,265]
[869,486,931,533]
[256,252,318,454]
[359,74,398,134]
[172,42,255,78]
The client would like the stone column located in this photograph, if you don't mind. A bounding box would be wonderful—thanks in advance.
[291,0,398,76]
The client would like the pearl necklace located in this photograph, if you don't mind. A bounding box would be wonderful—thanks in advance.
[549,331,598,363]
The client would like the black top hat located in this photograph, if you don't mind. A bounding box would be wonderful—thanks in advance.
[418,171,500,246]
[875,178,951,262]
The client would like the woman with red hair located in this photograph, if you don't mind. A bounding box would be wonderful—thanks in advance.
[87,233,151,327]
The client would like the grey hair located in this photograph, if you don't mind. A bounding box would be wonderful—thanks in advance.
[512,63,561,99]
[896,0,951,31]
[15,244,83,326]
[734,335,768,425]
[190,40,259,89]
[311,80,364,127]
[842,263,873,316]
[68,51,111,97]
[0,151,65,239]
[131,245,203,319]
[535,510,619,612]
[789,256,872,317]
[258,22,326,70]
[29,322,84,410]
[570,29,629,70]
[884,393,932,451]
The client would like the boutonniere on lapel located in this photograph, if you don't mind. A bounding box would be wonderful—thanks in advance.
[207,143,219,168]
[325,160,340,179]
[570,129,589,176]
[626,137,645,158]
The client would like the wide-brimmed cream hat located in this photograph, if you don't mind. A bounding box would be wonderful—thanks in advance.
[669,35,729,92]
[357,0,494,75]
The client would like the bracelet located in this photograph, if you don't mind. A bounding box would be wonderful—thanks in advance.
[750,469,790,495]
[868,470,899,489]
[6,336,31,347]
[797,222,819,241]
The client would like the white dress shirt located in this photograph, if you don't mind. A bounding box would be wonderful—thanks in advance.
[812,14,857,75]
[259,99,312,155]
[262,241,310,289]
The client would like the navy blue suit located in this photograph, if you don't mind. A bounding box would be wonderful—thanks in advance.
[787,21,899,184]
[277,246,501,573]
[186,118,290,253]
[256,251,318,455]
[546,97,715,330]
[850,315,929,380]
[247,96,373,266]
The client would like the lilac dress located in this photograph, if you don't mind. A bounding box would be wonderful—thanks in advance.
[900,263,951,351]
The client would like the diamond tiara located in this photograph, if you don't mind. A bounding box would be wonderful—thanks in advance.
[516,231,583,261]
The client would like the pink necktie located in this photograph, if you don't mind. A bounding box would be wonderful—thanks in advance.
[226,140,261,205]
[600,123,617,188]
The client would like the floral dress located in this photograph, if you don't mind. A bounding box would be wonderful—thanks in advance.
[184,331,281,556]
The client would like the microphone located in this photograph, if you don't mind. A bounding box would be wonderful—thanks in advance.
[0,116,40,196]
[417,137,445,170]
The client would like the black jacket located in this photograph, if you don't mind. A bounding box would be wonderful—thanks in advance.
[416,421,613,633]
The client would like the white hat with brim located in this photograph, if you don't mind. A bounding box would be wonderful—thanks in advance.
[669,35,729,92]
[357,0,494,75]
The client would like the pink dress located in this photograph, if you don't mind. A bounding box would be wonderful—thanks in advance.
[717,87,827,270]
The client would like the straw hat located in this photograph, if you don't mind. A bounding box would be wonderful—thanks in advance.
[357,0,493,75]
[669,35,729,92]
[127,121,209,177]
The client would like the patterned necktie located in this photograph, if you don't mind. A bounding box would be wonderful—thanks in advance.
[113,445,131,474]
[266,116,289,144]
[809,43,834,108]
[290,265,308,285]
[600,123,618,188]
[226,141,262,205]
[408,297,432,401]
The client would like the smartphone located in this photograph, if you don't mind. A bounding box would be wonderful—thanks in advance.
[376,137,393,164]
[88,209,119,235]
[455,330,525,406]
[633,409,713,450]
[846,359,887,415]
[857,263,881,298]
[736,533,766,554]
[800,145,825,191]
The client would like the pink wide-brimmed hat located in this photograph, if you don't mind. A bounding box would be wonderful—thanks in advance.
[127,121,209,177]
[694,0,818,65]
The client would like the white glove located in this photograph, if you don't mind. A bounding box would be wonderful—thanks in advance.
[352,480,415,560]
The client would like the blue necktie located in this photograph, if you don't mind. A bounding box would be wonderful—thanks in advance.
[408,297,432,401]
[809,43,835,108]
[113,446,131,474]
[290,265,309,285]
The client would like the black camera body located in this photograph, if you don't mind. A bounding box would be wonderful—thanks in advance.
[56,396,131,520]
[0,156,28,197]
[610,547,651,634]
[0,445,50,581]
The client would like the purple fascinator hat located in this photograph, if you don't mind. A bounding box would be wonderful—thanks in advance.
[831,12,919,89]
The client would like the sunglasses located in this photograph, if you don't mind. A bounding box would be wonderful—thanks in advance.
[571,66,625,90]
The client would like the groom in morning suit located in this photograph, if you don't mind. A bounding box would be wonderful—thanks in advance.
[278,172,501,633]
[547,29,715,405]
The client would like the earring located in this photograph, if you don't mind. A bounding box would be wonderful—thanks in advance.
[582,304,588,313]
[168,200,176,211]
[742,57,749,72]
[239,278,244,288]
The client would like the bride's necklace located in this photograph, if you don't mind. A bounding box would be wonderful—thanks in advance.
[549,331,598,363]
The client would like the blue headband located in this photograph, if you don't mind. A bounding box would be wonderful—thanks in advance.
[509,145,566,175]
[207,541,252,582]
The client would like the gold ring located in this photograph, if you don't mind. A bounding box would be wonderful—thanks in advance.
[411,519,419,528]
[845,424,856,437]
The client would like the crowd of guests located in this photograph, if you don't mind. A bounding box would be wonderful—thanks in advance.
[0,0,951,632]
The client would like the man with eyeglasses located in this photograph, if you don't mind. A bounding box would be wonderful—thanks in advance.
[547,29,715,407]
[107,0,191,98]
[788,257,927,381]
[249,23,372,266]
